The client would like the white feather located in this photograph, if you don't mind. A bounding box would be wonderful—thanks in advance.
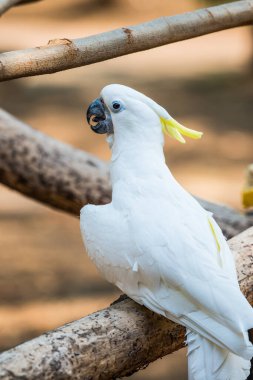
[187,330,250,380]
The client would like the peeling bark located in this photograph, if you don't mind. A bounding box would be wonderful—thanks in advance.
[0,0,253,80]
[0,228,252,379]
[0,108,252,238]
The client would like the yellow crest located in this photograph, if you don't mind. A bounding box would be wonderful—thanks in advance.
[160,117,203,143]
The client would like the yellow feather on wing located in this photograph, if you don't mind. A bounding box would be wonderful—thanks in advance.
[208,217,221,253]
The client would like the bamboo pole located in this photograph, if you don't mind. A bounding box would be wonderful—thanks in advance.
[0,0,253,81]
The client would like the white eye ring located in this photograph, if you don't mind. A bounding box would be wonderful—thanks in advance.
[111,100,125,113]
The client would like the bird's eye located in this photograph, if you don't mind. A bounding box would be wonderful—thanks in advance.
[113,102,120,110]
[111,100,125,113]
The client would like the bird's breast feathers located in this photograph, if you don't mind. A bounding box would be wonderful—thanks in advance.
[80,197,230,291]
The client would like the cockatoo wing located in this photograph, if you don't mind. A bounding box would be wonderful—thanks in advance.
[81,185,253,360]
[81,203,146,296]
[122,194,253,360]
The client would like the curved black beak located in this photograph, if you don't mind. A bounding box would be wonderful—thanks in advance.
[86,98,113,134]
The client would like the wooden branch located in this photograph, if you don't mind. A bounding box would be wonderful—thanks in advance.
[0,0,253,81]
[0,0,40,16]
[0,108,252,238]
[0,108,111,213]
[0,227,252,380]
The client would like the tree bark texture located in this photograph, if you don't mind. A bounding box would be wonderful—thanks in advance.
[0,227,252,380]
[0,109,111,213]
[0,108,252,238]
[0,0,253,81]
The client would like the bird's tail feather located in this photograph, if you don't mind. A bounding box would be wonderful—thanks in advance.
[187,329,251,380]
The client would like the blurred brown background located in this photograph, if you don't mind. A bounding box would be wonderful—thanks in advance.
[0,0,253,379]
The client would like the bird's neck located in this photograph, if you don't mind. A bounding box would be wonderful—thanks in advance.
[109,137,169,186]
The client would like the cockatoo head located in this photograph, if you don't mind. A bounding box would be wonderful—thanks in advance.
[86,84,202,147]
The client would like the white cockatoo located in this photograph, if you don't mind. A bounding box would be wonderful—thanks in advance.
[80,84,253,380]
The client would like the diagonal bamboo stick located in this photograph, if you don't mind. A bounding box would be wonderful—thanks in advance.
[0,0,253,81]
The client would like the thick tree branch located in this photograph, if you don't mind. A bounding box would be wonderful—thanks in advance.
[0,109,111,213]
[0,227,252,380]
[0,0,40,16]
[0,108,252,238]
[0,0,253,81]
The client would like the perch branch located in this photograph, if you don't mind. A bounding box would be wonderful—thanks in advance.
[0,108,252,238]
[0,227,252,379]
[0,0,253,81]
[0,0,41,16]
[0,109,111,213]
